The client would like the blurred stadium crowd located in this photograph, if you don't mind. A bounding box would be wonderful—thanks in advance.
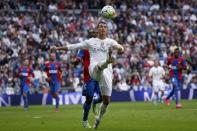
[0,0,197,95]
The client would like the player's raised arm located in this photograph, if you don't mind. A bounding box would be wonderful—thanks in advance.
[149,68,153,77]
[110,39,124,53]
[51,41,89,51]
[178,58,187,70]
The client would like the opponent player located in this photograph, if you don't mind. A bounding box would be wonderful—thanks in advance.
[164,48,187,108]
[149,60,165,104]
[45,53,62,112]
[51,21,124,129]
[77,29,102,128]
[16,59,34,111]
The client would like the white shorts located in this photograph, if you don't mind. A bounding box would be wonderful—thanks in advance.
[152,80,164,92]
[89,62,113,96]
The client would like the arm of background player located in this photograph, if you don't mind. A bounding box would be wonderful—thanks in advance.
[75,49,84,62]
[15,68,21,78]
[148,68,153,77]
[163,57,171,69]
[77,50,84,60]
[148,68,153,81]
[161,67,166,79]
[44,63,51,82]
[30,68,35,78]
[58,62,63,80]
[178,58,187,70]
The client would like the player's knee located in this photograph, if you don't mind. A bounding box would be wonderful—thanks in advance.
[52,93,57,98]
[86,97,93,104]
[103,100,109,105]
[102,96,110,105]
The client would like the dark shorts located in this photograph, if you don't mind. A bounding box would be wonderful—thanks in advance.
[49,82,61,94]
[171,77,182,90]
[82,79,100,98]
[21,84,29,94]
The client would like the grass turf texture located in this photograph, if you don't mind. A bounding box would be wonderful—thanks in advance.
[0,100,197,131]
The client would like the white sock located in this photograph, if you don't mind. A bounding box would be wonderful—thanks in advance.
[154,94,158,102]
[98,103,108,121]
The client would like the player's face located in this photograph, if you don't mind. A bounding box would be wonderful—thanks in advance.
[174,49,179,58]
[97,23,107,37]
[89,30,97,38]
[90,31,98,38]
[154,61,159,67]
[23,59,29,66]
[50,53,56,61]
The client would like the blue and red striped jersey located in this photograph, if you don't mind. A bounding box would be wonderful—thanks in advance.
[77,49,91,82]
[167,56,187,80]
[45,61,62,83]
[17,66,34,85]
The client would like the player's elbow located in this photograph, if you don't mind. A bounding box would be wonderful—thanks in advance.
[118,46,124,53]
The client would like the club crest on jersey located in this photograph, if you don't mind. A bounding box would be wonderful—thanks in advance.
[93,47,107,52]
[49,70,57,74]
[93,42,107,52]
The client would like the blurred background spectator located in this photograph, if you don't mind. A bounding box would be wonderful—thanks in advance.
[0,0,196,94]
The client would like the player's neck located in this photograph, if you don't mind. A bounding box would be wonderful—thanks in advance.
[98,34,106,40]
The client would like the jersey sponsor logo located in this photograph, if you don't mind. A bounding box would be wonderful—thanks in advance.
[20,72,28,76]
[171,66,177,70]
[172,77,176,83]
[49,70,57,74]
[93,47,107,52]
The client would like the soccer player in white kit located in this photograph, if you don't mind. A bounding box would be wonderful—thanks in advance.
[51,21,124,129]
[149,60,165,104]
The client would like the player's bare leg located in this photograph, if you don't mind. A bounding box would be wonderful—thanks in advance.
[92,94,102,115]
[160,90,164,103]
[93,95,110,129]
[175,89,182,109]
[93,49,113,129]
[153,92,158,105]
[52,93,59,112]
[164,86,175,106]
[23,93,28,111]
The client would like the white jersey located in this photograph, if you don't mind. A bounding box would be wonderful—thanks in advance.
[67,37,123,65]
[67,37,123,96]
[149,66,165,92]
[149,66,165,82]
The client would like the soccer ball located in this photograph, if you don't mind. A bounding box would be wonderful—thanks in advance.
[101,5,116,19]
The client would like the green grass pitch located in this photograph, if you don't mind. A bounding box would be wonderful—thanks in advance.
[0,100,197,131]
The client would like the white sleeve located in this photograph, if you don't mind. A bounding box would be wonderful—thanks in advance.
[67,40,89,50]
[149,68,153,77]
[110,39,124,51]
[161,68,165,76]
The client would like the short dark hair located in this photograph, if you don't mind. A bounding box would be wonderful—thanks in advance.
[174,48,179,51]
[174,48,180,53]
[97,20,107,27]
[88,29,97,38]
